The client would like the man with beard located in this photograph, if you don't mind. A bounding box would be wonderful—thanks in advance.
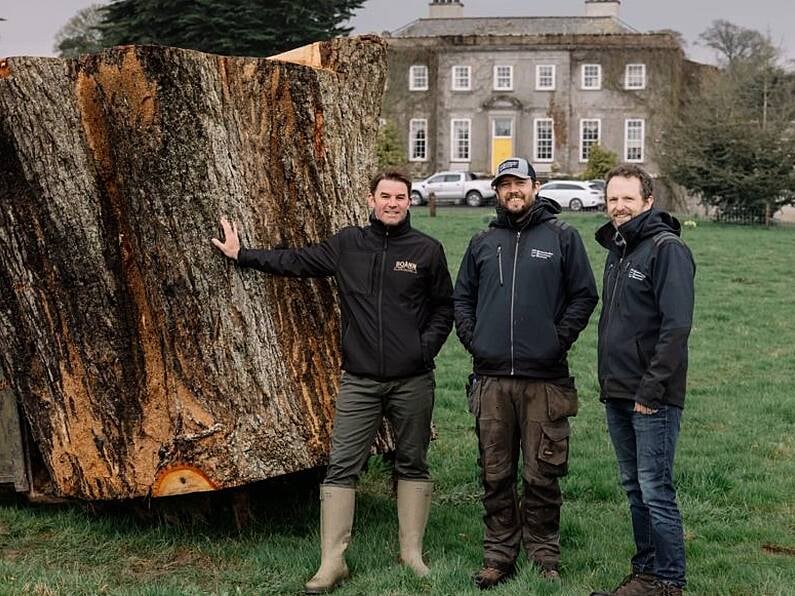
[453,157,598,589]
[590,164,694,596]
[212,170,454,594]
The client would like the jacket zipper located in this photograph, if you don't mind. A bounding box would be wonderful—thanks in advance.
[603,235,628,382]
[509,231,521,375]
[497,245,504,286]
[377,231,388,378]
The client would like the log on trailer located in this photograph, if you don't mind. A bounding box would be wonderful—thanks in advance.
[0,37,393,501]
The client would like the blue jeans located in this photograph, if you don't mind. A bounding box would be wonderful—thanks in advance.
[605,400,686,587]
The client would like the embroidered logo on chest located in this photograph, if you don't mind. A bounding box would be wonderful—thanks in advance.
[530,248,554,260]
[628,268,646,281]
[394,260,418,274]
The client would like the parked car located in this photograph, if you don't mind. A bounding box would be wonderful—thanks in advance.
[411,171,496,207]
[538,180,605,211]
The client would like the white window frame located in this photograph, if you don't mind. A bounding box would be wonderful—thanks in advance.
[579,118,601,163]
[624,119,645,163]
[535,65,556,91]
[451,65,471,91]
[581,64,602,90]
[492,117,514,139]
[409,118,428,162]
[409,64,428,91]
[625,63,646,90]
[450,118,472,162]
[534,118,555,163]
[493,65,514,91]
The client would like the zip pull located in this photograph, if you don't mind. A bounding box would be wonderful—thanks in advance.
[497,245,504,286]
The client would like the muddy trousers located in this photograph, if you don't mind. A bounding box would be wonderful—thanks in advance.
[324,371,435,487]
[471,376,577,571]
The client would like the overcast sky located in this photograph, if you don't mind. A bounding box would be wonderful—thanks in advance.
[1,0,793,64]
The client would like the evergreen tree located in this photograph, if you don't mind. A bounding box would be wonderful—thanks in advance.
[99,0,366,57]
[661,21,795,218]
[376,121,407,170]
[580,144,618,180]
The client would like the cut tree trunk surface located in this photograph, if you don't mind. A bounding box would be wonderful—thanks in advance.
[0,37,390,500]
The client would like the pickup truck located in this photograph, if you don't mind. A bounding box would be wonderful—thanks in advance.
[410,171,496,207]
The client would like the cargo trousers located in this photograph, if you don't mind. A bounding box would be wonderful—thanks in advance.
[469,375,578,571]
[324,371,435,487]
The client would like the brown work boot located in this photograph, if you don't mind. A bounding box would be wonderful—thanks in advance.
[472,562,516,590]
[590,571,658,595]
[652,581,683,596]
[540,567,560,581]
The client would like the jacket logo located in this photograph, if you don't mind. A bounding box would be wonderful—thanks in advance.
[530,248,554,260]
[628,268,646,281]
[394,260,418,274]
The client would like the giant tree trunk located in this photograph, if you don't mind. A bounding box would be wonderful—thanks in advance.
[0,37,390,500]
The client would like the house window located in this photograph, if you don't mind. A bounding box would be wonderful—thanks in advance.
[451,118,471,161]
[625,63,646,90]
[580,119,601,162]
[409,119,428,162]
[536,65,556,90]
[409,65,428,90]
[582,64,602,90]
[493,65,513,91]
[452,65,471,91]
[625,119,645,162]
[534,118,554,162]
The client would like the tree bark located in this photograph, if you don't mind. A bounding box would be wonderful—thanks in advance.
[0,37,391,500]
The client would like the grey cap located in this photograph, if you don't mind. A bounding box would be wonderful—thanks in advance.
[491,157,537,188]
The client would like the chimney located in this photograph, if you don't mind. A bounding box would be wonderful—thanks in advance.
[584,0,621,18]
[428,0,464,19]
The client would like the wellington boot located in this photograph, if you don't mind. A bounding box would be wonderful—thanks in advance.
[397,479,433,577]
[304,485,355,594]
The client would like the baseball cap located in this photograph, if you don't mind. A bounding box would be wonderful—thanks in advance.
[491,157,537,188]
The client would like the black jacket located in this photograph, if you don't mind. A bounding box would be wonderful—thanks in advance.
[237,212,454,380]
[595,208,695,409]
[453,198,598,378]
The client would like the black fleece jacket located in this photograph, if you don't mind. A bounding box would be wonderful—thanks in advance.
[595,208,696,409]
[237,211,454,380]
[454,198,598,379]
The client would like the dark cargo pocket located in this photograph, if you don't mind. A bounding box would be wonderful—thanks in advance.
[545,379,579,421]
[537,421,570,477]
[466,373,481,417]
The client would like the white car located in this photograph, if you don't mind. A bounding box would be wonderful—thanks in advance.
[411,171,496,207]
[538,180,605,211]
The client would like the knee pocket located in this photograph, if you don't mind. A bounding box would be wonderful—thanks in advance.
[537,421,570,477]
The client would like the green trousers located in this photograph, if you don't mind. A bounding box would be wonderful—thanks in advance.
[324,371,435,487]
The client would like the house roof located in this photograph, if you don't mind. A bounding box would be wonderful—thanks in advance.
[391,16,638,38]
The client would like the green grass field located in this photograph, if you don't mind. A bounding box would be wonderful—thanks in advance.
[2,208,794,595]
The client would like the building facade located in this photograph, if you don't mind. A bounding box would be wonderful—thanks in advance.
[382,0,703,179]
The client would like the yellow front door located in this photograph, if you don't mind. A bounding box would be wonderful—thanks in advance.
[491,117,514,174]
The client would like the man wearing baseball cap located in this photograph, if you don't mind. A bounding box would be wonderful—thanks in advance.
[454,157,598,589]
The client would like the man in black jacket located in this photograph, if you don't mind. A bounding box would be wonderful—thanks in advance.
[212,170,454,594]
[590,164,695,596]
[454,157,598,589]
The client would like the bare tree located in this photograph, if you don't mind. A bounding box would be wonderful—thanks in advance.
[54,4,104,57]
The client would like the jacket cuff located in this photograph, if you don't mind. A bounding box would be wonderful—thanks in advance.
[635,379,665,409]
[236,246,250,266]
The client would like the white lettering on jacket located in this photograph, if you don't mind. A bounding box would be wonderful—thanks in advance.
[628,268,646,281]
[394,260,418,274]
[530,248,554,260]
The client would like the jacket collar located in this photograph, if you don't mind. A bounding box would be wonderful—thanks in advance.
[595,208,682,256]
[368,210,412,237]
[491,196,561,231]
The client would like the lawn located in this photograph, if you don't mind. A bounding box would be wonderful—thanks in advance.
[1,208,794,595]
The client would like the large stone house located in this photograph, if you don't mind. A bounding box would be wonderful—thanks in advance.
[382,0,706,179]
